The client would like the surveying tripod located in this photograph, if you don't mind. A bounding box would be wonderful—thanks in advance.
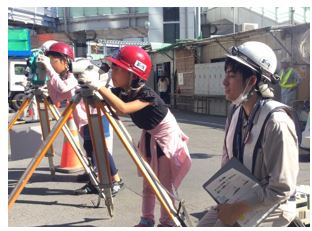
[9,86,57,175]
[8,85,115,216]
[8,85,188,226]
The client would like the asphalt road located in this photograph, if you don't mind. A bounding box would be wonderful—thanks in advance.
[8,109,310,227]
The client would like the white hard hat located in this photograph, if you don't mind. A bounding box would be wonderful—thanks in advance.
[41,40,58,53]
[226,41,278,83]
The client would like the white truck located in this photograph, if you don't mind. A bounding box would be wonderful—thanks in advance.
[8,58,28,111]
[8,28,31,111]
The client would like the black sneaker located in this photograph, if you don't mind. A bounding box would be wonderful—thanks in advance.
[112,179,124,197]
[74,182,97,195]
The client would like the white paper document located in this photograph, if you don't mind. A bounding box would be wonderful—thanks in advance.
[203,158,278,226]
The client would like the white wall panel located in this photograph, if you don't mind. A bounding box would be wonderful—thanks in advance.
[195,62,225,95]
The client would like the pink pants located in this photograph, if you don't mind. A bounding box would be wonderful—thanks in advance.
[142,155,174,225]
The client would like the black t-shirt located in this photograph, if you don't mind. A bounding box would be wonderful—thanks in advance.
[111,85,168,130]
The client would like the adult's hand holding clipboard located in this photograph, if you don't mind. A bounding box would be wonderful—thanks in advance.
[202,157,279,226]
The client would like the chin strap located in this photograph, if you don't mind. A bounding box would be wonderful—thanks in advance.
[257,82,274,98]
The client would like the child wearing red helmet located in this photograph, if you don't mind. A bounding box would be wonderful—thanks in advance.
[79,45,192,227]
[40,41,124,196]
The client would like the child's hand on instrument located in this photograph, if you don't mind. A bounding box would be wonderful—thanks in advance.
[37,55,53,72]
[78,70,106,91]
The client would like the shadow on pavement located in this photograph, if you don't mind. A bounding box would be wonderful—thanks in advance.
[37,218,109,227]
[190,153,215,159]
[8,167,83,195]
[190,210,207,221]
[14,199,102,210]
[299,148,310,162]
[8,186,75,196]
[299,153,310,162]
[9,167,81,181]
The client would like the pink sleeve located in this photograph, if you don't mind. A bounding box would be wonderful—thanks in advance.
[49,72,78,93]
[47,72,78,103]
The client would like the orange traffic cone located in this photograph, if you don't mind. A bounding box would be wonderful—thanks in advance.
[56,113,84,173]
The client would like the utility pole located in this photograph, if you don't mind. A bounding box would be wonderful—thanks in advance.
[144,21,150,43]
[197,7,201,38]
[233,7,236,34]
[290,7,295,25]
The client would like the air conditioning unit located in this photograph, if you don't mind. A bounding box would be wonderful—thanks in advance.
[242,23,259,32]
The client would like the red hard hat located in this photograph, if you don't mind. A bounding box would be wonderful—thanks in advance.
[106,46,151,81]
[46,42,74,60]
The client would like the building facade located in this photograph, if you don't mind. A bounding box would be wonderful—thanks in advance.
[8,7,310,114]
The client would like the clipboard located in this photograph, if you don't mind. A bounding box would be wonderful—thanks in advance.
[203,158,259,200]
[202,157,278,226]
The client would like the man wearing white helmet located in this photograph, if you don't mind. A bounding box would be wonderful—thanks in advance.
[198,41,299,227]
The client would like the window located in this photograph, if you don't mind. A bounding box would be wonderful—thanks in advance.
[91,44,103,54]
[69,8,84,18]
[111,8,129,15]
[105,46,120,57]
[98,8,112,15]
[163,7,180,43]
[135,7,148,14]
[15,64,26,75]
[163,24,180,43]
[57,8,64,18]
[163,7,179,22]
[84,7,98,16]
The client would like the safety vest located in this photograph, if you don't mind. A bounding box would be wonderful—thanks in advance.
[279,68,297,89]
[224,100,300,174]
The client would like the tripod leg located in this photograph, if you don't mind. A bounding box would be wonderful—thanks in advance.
[8,95,32,130]
[8,101,76,209]
[84,100,114,217]
[99,104,185,226]
[44,96,107,201]
[36,95,55,175]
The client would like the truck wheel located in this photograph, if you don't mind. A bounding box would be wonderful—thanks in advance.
[10,93,27,111]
